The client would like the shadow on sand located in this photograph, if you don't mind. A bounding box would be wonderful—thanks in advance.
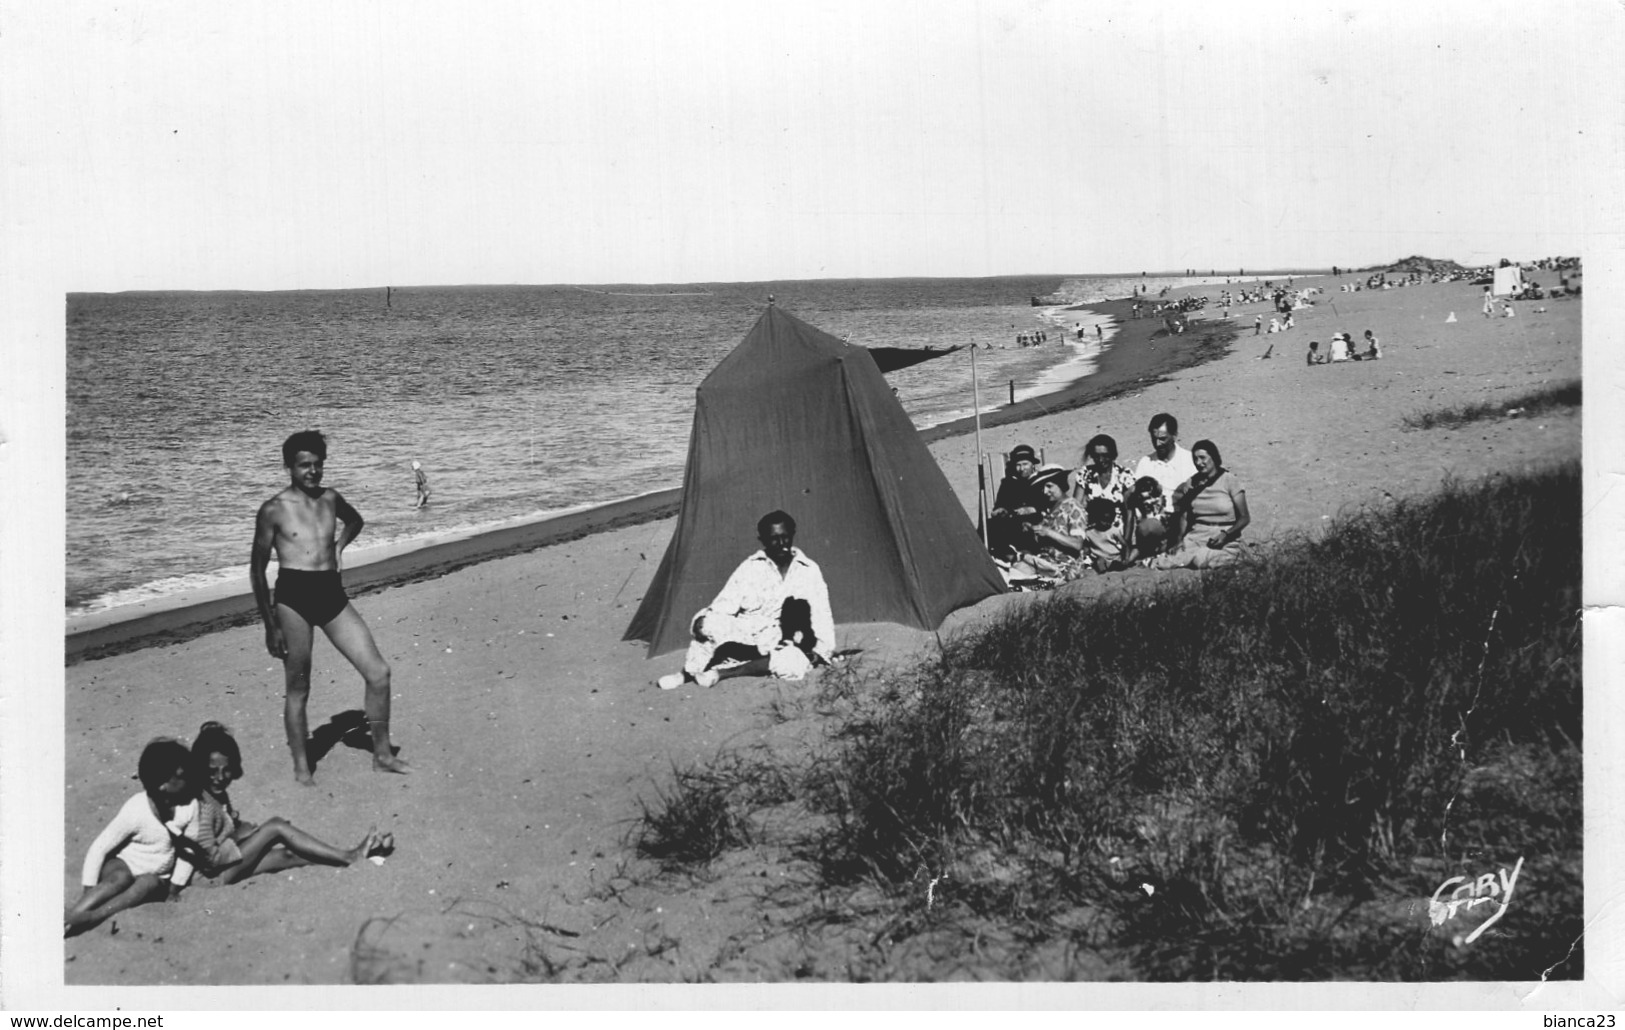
[306,710,374,771]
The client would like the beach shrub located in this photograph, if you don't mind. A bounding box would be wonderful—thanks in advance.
[1403,380,1579,430]
[633,762,756,869]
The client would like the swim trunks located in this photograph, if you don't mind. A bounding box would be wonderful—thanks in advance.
[275,568,350,627]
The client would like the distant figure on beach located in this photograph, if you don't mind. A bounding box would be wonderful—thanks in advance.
[412,461,430,509]
[252,430,409,784]
[188,722,392,884]
[1483,287,1495,318]
[1253,315,1263,336]
[1330,334,1352,362]
[1132,413,1197,516]
[1307,341,1326,365]
[989,444,1043,560]
[1361,330,1382,360]
[657,510,833,690]
[1501,300,1516,318]
[66,738,198,937]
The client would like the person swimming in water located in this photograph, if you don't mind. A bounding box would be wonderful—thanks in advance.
[412,460,430,509]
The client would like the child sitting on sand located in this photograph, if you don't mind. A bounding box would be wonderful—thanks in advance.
[1125,476,1172,561]
[190,721,392,884]
[1307,341,1327,365]
[1082,497,1129,572]
[67,738,200,937]
[1361,329,1382,360]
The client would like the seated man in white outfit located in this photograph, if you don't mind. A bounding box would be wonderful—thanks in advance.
[1132,412,1197,518]
[658,510,835,690]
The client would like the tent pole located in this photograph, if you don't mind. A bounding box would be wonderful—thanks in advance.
[971,342,988,547]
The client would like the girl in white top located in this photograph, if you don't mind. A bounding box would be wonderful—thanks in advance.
[66,738,200,937]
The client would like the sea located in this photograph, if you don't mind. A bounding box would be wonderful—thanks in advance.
[66,273,1227,622]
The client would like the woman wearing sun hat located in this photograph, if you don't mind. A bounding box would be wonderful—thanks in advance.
[1019,465,1088,581]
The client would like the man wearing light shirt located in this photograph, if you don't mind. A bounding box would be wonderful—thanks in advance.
[1132,413,1197,515]
[657,510,834,690]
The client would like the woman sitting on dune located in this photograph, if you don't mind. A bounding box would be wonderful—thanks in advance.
[1152,439,1251,570]
[1017,466,1089,581]
[189,721,391,884]
[66,738,200,936]
[1071,433,1136,530]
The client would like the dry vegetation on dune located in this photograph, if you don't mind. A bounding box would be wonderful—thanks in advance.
[1403,380,1580,431]
[622,463,1581,982]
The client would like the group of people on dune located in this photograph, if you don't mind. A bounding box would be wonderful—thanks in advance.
[987,412,1252,584]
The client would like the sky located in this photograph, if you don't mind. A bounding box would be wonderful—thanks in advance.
[5,0,1620,292]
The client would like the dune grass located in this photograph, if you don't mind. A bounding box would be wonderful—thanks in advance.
[1403,380,1579,430]
[635,463,1581,980]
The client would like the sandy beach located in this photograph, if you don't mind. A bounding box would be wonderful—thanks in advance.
[59,275,1580,986]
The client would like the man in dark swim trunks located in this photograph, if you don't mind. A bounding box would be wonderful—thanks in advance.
[251,431,409,784]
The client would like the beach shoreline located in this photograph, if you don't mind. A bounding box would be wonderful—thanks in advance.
[66,291,1234,661]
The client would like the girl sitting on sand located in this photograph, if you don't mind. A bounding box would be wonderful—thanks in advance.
[67,738,200,937]
[1124,476,1173,563]
[1082,497,1131,572]
[190,721,392,884]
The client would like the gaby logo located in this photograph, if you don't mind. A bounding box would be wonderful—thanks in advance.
[1428,855,1524,944]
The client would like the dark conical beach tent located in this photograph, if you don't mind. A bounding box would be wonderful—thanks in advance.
[625,305,1005,657]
